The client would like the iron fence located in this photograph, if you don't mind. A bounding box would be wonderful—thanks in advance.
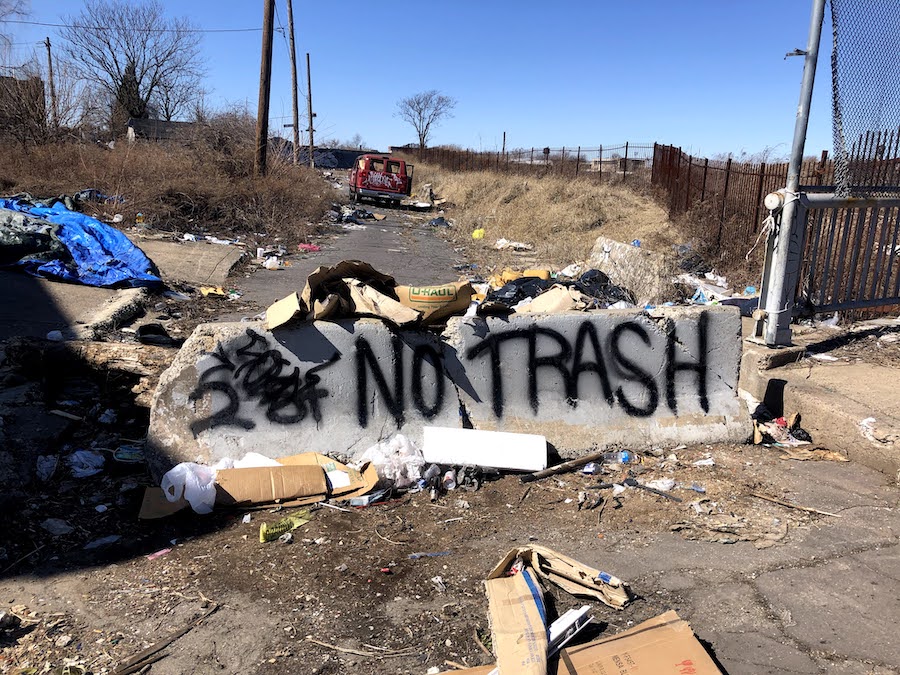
[415,143,655,182]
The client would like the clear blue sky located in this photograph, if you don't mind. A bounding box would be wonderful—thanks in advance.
[9,0,835,158]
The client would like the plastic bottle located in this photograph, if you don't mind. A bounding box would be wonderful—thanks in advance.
[601,451,641,464]
[135,212,145,226]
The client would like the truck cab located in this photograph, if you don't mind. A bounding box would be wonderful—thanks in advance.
[349,154,414,205]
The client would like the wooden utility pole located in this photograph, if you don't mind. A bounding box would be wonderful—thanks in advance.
[44,37,57,128]
[254,0,275,176]
[285,0,300,165]
[306,52,315,168]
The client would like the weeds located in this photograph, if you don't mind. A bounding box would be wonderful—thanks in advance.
[0,132,332,246]
[414,163,681,271]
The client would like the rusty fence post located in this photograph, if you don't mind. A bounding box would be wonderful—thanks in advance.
[753,162,767,229]
[700,157,709,202]
[684,154,693,211]
[717,157,733,247]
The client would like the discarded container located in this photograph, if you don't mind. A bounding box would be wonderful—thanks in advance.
[441,469,457,490]
[68,449,105,478]
[602,451,641,465]
[259,511,311,543]
[423,427,548,472]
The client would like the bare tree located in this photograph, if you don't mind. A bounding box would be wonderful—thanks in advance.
[0,0,28,51]
[152,69,203,121]
[59,0,203,133]
[396,90,456,149]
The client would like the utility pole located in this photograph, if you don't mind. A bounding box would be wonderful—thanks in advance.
[285,0,300,166]
[306,52,315,169]
[44,37,57,129]
[254,0,275,177]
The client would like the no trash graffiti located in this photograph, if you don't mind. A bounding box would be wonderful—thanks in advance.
[188,315,712,436]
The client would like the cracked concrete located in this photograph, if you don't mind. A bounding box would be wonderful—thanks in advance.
[558,455,900,674]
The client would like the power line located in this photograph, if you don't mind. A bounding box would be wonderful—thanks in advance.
[1,19,261,33]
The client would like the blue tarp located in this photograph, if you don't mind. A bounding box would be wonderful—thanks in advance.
[0,198,162,288]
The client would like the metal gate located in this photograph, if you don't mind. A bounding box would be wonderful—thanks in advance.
[757,0,900,346]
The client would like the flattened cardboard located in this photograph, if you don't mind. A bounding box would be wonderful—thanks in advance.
[139,453,377,519]
[265,292,306,330]
[395,282,473,324]
[345,277,421,326]
[215,465,326,506]
[485,568,547,675]
[558,610,723,674]
[488,545,630,609]
[300,260,397,310]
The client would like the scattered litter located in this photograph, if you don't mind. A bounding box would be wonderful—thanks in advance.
[644,478,676,492]
[357,434,425,488]
[692,456,715,467]
[297,243,321,253]
[84,535,121,550]
[146,548,172,561]
[494,238,534,251]
[348,489,389,507]
[471,228,485,240]
[408,551,452,560]
[259,511,312,543]
[431,575,447,592]
[428,216,451,227]
[279,532,293,544]
[95,504,108,513]
[750,491,842,518]
[46,330,64,342]
[242,513,252,524]
[68,449,105,478]
[113,445,144,463]
[779,447,849,462]
[36,455,58,481]
[98,408,117,424]
[41,518,74,536]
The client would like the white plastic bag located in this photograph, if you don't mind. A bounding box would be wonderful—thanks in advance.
[358,434,425,488]
[161,462,217,514]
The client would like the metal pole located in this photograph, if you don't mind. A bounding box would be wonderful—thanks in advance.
[306,53,315,169]
[254,0,275,176]
[285,0,300,165]
[761,0,826,346]
[623,141,628,181]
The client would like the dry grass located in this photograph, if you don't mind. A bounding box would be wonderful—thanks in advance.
[415,163,682,271]
[0,137,332,245]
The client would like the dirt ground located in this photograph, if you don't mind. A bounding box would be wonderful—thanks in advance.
[0,399,834,675]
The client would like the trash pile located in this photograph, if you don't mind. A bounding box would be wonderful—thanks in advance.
[261,258,639,332]
[327,203,387,230]
[140,426,732,674]
[0,194,162,287]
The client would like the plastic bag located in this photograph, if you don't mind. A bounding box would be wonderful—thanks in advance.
[68,449,105,478]
[358,434,425,488]
[161,462,217,514]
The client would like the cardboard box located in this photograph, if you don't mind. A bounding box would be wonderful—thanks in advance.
[558,610,723,674]
[485,568,548,675]
[139,453,377,519]
[449,611,721,675]
[488,545,630,609]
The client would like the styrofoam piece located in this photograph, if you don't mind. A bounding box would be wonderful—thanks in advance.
[422,426,547,472]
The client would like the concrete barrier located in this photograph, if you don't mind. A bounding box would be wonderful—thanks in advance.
[147,305,747,477]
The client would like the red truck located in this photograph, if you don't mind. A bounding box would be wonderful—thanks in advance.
[349,154,414,205]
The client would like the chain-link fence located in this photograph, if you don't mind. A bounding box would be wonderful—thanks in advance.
[830,0,900,196]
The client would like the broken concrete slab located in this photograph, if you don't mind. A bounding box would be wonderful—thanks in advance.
[588,235,679,305]
[130,238,244,286]
[147,305,747,477]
